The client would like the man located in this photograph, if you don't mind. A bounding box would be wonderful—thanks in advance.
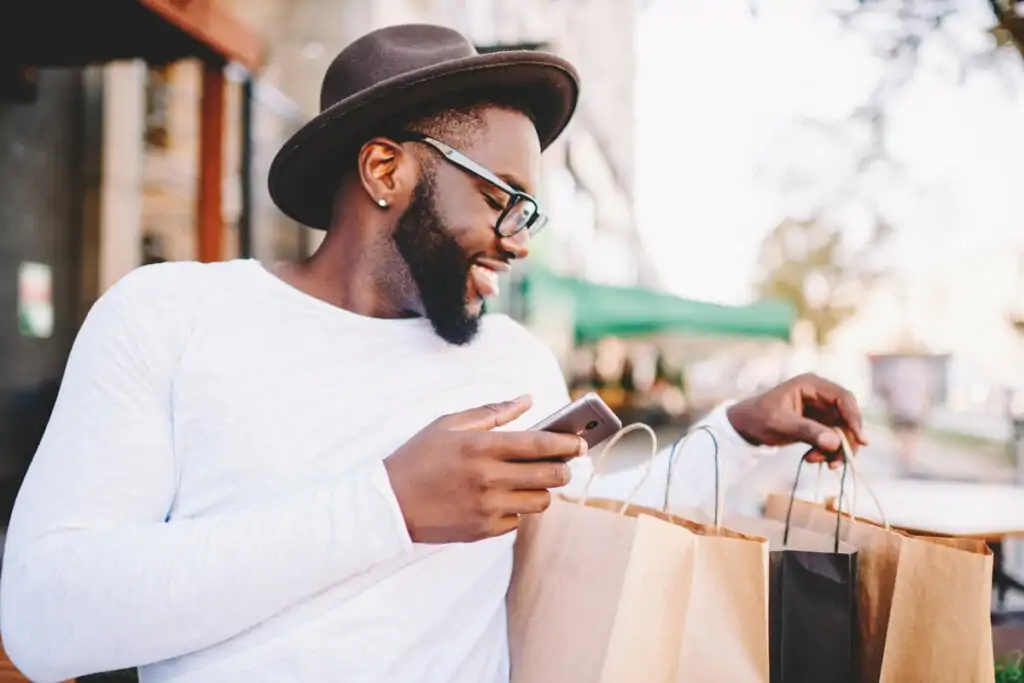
[0,24,866,682]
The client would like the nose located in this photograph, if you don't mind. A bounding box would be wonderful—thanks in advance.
[500,229,531,260]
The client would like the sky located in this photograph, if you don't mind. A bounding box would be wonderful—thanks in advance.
[635,0,1024,306]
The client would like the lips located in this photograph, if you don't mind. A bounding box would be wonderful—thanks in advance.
[468,258,511,301]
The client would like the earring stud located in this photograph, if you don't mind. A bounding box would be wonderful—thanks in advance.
[377,198,389,208]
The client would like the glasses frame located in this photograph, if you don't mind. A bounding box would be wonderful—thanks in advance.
[394,131,548,238]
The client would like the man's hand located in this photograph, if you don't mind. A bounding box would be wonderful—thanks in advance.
[726,373,868,465]
[383,396,586,544]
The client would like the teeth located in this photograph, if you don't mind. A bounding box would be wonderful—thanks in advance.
[471,265,500,299]
[480,268,498,296]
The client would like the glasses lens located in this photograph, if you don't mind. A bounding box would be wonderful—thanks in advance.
[499,198,540,237]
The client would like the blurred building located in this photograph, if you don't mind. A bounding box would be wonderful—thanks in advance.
[140,58,309,267]
[0,0,263,542]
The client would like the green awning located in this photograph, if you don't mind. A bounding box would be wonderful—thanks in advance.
[523,270,796,343]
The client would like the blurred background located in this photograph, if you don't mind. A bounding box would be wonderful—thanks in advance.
[3,0,1024,673]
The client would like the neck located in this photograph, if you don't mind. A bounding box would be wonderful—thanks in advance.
[282,222,417,320]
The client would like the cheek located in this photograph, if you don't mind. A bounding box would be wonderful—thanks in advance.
[435,194,496,252]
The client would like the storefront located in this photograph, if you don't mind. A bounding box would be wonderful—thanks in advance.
[0,0,263,540]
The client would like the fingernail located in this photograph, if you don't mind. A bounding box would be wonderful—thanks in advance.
[513,394,531,404]
[578,438,588,456]
[818,432,841,452]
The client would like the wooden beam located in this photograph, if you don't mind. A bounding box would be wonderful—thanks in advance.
[136,0,264,72]
[197,61,225,263]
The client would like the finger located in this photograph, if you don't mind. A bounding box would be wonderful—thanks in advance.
[806,376,868,445]
[492,515,522,537]
[484,460,572,491]
[838,427,861,457]
[777,414,842,453]
[804,450,827,463]
[495,490,553,516]
[478,430,587,462]
[443,395,533,431]
[835,393,868,445]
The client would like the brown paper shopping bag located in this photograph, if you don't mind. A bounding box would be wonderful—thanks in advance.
[508,424,771,683]
[661,427,772,683]
[507,423,699,683]
[765,431,994,683]
[880,533,994,683]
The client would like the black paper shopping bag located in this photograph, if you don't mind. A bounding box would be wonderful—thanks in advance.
[769,456,859,683]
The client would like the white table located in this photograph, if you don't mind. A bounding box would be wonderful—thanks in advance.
[816,479,1024,614]
[825,480,1024,542]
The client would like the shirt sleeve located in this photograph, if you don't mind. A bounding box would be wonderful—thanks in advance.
[0,264,414,682]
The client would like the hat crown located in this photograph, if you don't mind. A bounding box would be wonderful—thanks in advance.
[320,24,478,112]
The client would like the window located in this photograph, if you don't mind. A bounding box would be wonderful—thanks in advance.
[145,65,172,149]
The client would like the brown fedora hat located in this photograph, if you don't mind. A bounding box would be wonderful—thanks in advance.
[268,23,581,230]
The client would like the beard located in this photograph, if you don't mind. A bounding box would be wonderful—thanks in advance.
[391,177,482,346]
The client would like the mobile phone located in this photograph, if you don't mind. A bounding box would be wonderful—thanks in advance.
[529,392,623,451]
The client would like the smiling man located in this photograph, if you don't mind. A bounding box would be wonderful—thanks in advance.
[0,24,867,683]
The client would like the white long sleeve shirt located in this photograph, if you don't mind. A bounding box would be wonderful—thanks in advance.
[0,260,770,682]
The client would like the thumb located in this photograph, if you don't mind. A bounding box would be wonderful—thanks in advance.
[778,414,841,453]
[443,395,534,431]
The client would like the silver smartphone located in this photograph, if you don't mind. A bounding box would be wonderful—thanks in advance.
[529,392,623,451]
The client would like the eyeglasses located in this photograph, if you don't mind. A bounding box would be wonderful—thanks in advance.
[394,131,548,239]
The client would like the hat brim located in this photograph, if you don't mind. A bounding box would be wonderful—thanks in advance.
[268,50,580,230]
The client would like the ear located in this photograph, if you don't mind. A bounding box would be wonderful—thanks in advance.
[356,137,419,211]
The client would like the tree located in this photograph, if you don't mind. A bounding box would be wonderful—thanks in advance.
[750,0,1024,346]
[755,215,892,347]
[753,0,1024,205]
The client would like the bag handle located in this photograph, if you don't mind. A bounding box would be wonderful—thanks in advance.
[577,422,659,515]
[807,438,885,529]
[783,448,849,554]
[783,427,892,551]
[662,426,722,528]
[833,429,890,530]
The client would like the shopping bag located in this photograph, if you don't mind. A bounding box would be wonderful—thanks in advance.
[660,427,772,682]
[764,458,900,683]
[508,424,771,683]
[763,456,859,683]
[880,532,994,682]
[507,423,699,683]
[765,430,995,683]
[829,449,994,683]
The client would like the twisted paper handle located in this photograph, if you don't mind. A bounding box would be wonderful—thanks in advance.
[784,450,849,553]
[663,426,723,528]
[833,428,890,530]
[577,422,659,515]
